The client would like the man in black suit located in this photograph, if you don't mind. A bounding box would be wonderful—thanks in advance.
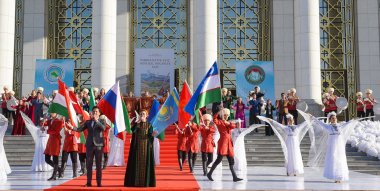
[75,106,106,187]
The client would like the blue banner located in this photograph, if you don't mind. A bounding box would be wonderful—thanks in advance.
[236,61,275,104]
[151,87,179,136]
[34,59,75,96]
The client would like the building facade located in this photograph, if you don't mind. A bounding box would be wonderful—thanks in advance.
[0,0,379,119]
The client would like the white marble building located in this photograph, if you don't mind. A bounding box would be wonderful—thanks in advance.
[0,0,379,118]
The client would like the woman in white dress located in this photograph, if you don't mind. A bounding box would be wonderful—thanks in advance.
[307,111,359,183]
[107,130,126,167]
[258,111,311,176]
[20,112,52,172]
[0,114,11,181]
[232,119,264,171]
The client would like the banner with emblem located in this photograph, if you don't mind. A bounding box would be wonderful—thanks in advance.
[34,59,75,96]
[236,61,275,103]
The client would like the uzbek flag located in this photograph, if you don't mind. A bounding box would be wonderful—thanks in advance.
[184,62,222,118]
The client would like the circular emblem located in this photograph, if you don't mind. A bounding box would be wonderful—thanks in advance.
[44,65,64,84]
[244,65,265,85]
[157,106,173,121]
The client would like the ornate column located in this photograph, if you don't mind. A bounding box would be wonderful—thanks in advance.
[0,0,16,90]
[92,0,117,89]
[192,0,218,88]
[294,0,322,114]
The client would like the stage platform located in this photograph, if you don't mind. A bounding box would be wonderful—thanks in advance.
[1,166,380,190]
[193,166,380,190]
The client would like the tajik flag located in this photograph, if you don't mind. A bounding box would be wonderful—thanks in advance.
[48,79,77,128]
[184,62,222,117]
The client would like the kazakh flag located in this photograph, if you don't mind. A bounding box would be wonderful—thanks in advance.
[151,88,179,137]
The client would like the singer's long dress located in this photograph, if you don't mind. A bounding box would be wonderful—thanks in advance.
[124,122,156,187]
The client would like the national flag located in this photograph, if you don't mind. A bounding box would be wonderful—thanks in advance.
[97,81,131,135]
[68,90,89,144]
[147,99,165,140]
[178,81,192,128]
[121,98,131,134]
[184,62,222,116]
[89,87,96,111]
[151,88,179,138]
[148,99,160,123]
[48,79,77,128]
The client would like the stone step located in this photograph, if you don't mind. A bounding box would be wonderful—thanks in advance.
[247,148,311,152]
[4,144,35,149]
[5,152,35,157]
[6,156,34,161]
[4,148,35,153]
[4,135,34,140]
[9,161,32,166]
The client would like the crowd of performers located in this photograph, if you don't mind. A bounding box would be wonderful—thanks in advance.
[0,84,379,186]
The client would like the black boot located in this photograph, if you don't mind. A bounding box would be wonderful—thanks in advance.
[178,156,183,171]
[229,165,243,182]
[192,154,197,172]
[188,154,193,173]
[80,161,87,176]
[102,159,107,170]
[73,163,78,178]
[58,163,66,178]
[202,161,208,176]
[48,165,58,181]
[207,163,217,181]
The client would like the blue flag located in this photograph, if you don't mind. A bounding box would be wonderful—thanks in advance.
[148,99,160,123]
[151,88,180,136]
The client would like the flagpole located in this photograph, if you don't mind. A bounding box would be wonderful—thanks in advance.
[198,109,205,125]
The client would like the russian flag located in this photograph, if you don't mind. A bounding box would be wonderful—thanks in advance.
[97,81,130,135]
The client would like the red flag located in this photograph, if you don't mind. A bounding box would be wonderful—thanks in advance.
[178,81,192,128]
[116,131,125,141]
[68,91,90,121]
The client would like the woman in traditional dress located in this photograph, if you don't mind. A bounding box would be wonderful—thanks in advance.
[232,97,249,128]
[0,114,11,181]
[356,92,365,118]
[11,99,27,135]
[102,115,111,169]
[207,108,242,182]
[175,123,187,171]
[199,114,216,176]
[287,88,299,124]
[59,118,79,178]
[77,129,88,176]
[124,110,161,187]
[364,89,377,120]
[306,111,359,183]
[20,112,51,172]
[185,121,200,173]
[258,112,312,176]
[107,131,126,167]
[31,91,47,126]
[43,112,64,181]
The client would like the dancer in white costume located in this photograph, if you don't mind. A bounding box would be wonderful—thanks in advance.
[107,130,126,166]
[258,111,312,176]
[0,114,11,181]
[305,111,359,183]
[233,120,264,171]
[20,112,52,172]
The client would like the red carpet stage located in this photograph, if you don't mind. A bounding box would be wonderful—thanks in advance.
[45,126,200,191]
